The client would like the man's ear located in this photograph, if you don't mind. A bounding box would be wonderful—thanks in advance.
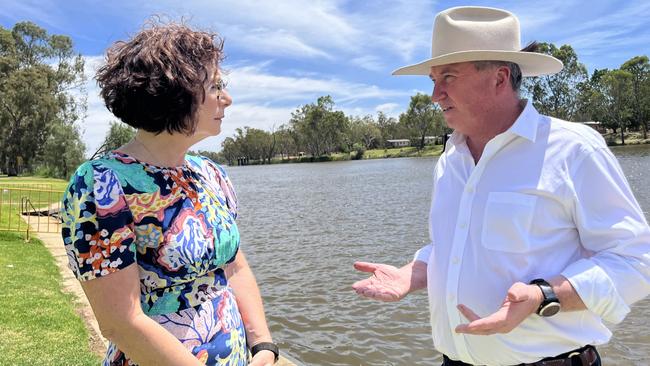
[495,66,511,91]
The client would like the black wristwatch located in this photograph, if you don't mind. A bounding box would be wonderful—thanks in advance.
[251,342,279,363]
[529,278,561,317]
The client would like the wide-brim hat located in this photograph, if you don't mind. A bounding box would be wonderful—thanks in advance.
[392,6,563,77]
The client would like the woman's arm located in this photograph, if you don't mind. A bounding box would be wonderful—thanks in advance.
[226,250,276,365]
[81,264,203,366]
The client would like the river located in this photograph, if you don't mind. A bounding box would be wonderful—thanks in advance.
[228,144,650,366]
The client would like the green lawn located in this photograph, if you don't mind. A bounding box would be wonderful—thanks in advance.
[0,231,100,365]
[363,145,444,159]
[0,177,68,229]
[0,177,94,364]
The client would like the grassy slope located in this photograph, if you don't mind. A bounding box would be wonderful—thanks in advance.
[0,176,98,365]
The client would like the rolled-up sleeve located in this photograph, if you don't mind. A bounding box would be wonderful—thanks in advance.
[414,244,433,263]
[562,147,650,324]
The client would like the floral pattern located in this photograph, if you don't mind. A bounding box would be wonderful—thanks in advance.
[61,151,247,366]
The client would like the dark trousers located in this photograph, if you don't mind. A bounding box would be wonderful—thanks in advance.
[441,345,602,366]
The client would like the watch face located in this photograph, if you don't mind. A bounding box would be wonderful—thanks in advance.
[539,302,561,317]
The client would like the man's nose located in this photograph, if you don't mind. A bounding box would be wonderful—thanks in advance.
[431,83,445,103]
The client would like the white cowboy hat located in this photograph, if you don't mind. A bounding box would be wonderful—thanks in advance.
[392,6,563,77]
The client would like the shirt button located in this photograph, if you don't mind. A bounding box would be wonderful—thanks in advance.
[466,186,474,193]
[459,222,467,229]
[452,257,460,264]
[448,293,455,301]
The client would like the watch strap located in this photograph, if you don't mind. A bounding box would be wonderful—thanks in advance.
[251,342,279,363]
[530,278,561,316]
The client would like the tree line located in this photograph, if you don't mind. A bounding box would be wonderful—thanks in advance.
[1,20,648,176]
[217,43,649,165]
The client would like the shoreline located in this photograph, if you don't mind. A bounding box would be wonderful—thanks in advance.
[228,137,650,167]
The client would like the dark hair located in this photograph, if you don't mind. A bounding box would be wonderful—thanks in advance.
[96,20,224,135]
[472,42,539,92]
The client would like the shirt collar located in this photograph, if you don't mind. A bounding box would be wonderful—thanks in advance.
[448,99,540,147]
[506,99,539,143]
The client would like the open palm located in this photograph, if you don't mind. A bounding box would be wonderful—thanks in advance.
[352,262,411,302]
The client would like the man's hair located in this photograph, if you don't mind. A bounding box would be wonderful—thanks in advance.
[472,42,539,93]
[96,20,224,135]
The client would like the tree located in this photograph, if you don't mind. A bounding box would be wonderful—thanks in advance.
[376,111,399,144]
[91,121,136,159]
[290,96,348,157]
[0,22,85,175]
[399,93,440,150]
[274,125,297,160]
[602,70,634,145]
[621,56,650,139]
[38,120,85,179]
[575,69,609,124]
[524,43,588,121]
[349,115,382,150]
[220,137,240,166]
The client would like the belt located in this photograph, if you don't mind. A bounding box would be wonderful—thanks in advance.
[442,345,599,366]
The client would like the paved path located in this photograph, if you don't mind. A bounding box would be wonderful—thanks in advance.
[27,213,296,365]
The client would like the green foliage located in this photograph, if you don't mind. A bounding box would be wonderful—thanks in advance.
[91,121,136,159]
[602,69,634,144]
[349,115,382,150]
[524,43,588,121]
[37,121,86,179]
[0,22,86,176]
[399,93,445,150]
[621,56,650,138]
[217,50,649,160]
[290,96,349,157]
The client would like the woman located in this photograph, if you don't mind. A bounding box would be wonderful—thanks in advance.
[61,22,278,366]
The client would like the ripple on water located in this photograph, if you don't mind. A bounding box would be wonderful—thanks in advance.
[228,148,650,365]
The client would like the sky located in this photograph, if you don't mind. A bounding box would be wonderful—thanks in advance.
[1,0,649,155]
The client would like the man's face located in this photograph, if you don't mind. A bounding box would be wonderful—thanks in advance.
[429,62,497,135]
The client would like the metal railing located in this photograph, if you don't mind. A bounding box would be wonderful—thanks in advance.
[0,185,64,240]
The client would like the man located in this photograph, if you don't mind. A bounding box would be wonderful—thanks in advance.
[353,6,650,366]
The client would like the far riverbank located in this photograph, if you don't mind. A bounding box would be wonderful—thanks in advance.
[231,131,649,166]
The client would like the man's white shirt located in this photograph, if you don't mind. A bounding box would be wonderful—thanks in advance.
[414,101,650,365]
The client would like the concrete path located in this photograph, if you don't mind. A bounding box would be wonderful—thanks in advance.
[27,213,296,365]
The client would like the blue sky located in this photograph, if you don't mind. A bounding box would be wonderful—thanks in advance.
[1,0,649,155]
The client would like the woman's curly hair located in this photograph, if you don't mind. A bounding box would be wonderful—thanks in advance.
[96,20,224,135]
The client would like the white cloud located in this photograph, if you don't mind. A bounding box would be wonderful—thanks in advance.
[375,103,400,115]
[78,57,411,154]
[228,63,411,105]
[350,55,385,72]
[224,25,333,60]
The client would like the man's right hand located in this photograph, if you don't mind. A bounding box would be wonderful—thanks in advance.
[352,261,421,302]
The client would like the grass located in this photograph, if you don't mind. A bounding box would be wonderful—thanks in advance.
[0,176,68,230]
[0,231,100,365]
[603,131,650,146]
[0,177,95,364]
[255,145,446,165]
[363,145,444,159]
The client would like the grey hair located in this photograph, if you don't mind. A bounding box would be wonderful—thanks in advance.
[471,41,538,94]
[472,60,523,92]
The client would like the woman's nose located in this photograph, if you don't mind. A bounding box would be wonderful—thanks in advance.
[219,89,233,107]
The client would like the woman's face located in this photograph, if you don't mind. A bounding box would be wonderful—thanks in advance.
[194,70,232,139]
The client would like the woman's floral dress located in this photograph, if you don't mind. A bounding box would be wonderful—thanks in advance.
[61,151,247,366]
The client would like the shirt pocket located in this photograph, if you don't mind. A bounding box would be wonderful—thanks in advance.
[481,192,537,253]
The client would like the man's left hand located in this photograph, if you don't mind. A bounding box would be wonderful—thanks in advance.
[455,282,543,335]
